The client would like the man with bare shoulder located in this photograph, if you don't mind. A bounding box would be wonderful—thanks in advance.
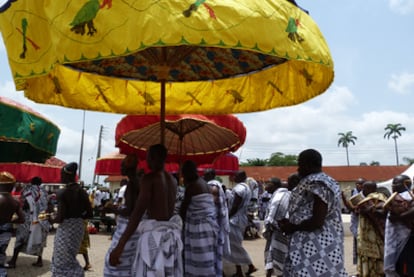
[51,162,93,277]
[104,153,143,277]
[109,144,183,276]
[0,172,24,276]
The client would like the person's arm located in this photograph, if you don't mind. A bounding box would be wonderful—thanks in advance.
[341,191,354,211]
[279,194,327,234]
[210,185,220,205]
[53,191,66,223]
[109,175,151,266]
[83,190,94,219]
[179,186,191,220]
[229,193,242,218]
[11,200,25,224]
[390,204,414,222]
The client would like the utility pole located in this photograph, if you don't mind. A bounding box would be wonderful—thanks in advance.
[78,110,86,180]
[93,125,104,184]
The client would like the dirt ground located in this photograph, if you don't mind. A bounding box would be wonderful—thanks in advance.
[5,230,356,277]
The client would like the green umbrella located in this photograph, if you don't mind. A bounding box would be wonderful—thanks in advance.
[0,96,60,163]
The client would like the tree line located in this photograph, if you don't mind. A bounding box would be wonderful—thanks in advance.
[241,123,409,166]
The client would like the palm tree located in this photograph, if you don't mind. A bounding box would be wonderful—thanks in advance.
[337,131,357,166]
[402,157,414,165]
[384,123,406,166]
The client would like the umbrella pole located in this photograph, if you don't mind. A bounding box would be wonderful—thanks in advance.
[160,80,166,145]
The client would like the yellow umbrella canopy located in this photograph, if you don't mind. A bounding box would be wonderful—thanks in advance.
[0,0,333,115]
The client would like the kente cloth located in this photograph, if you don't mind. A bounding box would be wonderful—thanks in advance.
[0,223,12,277]
[51,217,84,277]
[284,172,347,277]
[356,192,387,277]
[224,182,252,265]
[183,193,219,277]
[78,220,90,255]
[104,216,141,277]
[14,184,49,256]
[208,180,230,257]
[133,215,183,277]
[263,187,291,275]
[384,191,413,277]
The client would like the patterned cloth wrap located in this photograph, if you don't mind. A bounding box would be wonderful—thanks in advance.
[51,218,84,277]
[224,182,253,265]
[14,184,50,257]
[207,180,230,257]
[133,215,183,277]
[183,193,219,277]
[284,172,347,277]
[263,187,291,275]
[0,223,13,277]
[104,216,141,277]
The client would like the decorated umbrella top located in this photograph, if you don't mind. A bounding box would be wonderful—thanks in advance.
[0,0,333,115]
[0,96,60,163]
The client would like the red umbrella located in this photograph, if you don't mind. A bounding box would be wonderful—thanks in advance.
[94,151,179,176]
[96,151,238,180]
[115,114,246,165]
[198,153,239,176]
[0,156,66,183]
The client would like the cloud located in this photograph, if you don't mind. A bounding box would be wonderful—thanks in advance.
[388,72,414,94]
[388,0,414,14]
[236,87,414,166]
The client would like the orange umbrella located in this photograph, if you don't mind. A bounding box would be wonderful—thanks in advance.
[115,114,246,165]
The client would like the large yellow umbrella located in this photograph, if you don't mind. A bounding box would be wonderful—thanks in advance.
[0,0,333,140]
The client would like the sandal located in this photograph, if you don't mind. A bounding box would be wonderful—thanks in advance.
[245,267,258,276]
[32,261,43,267]
[4,262,15,269]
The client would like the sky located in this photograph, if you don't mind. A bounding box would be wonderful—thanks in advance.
[1,0,414,185]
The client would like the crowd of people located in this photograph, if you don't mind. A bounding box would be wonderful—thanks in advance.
[342,173,414,277]
[1,146,414,276]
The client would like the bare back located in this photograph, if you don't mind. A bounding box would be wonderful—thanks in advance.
[141,170,177,221]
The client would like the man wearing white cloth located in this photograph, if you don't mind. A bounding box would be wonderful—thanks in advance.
[263,177,291,277]
[109,144,182,277]
[224,170,257,277]
[104,154,141,277]
[204,168,231,273]
[384,174,414,277]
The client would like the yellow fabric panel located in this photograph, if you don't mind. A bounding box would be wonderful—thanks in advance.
[24,60,332,115]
